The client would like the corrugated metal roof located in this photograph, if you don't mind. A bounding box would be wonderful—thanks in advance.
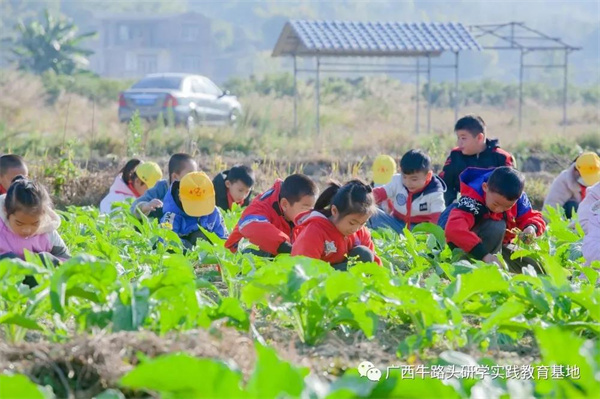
[273,20,481,57]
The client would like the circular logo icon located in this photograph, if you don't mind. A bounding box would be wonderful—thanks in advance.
[395,193,407,206]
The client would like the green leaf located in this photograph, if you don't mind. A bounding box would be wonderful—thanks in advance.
[412,222,446,249]
[480,298,528,333]
[120,353,244,398]
[369,375,461,399]
[0,313,44,331]
[346,302,378,338]
[0,374,49,399]
[246,343,309,398]
[214,297,249,330]
[534,326,599,398]
[325,272,363,302]
[452,266,509,303]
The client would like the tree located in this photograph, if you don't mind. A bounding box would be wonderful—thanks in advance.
[7,9,96,75]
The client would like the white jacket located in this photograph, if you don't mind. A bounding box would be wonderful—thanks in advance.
[99,175,136,214]
[543,164,585,211]
[373,174,446,225]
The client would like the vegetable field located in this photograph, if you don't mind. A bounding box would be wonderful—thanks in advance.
[0,204,598,399]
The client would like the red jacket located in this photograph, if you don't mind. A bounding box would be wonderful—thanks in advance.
[445,168,546,260]
[292,211,382,266]
[225,180,293,255]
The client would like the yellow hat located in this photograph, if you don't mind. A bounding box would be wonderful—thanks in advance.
[372,155,397,185]
[179,172,216,217]
[575,152,600,187]
[135,162,162,189]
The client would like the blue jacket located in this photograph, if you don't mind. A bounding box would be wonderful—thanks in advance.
[160,182,228,239]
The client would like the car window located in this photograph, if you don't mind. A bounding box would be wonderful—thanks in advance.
[200,77,223,97]
[132,77,183,90]
[191,78,207,94]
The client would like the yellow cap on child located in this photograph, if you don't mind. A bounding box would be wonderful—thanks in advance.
[179,172,216,217]
[135,162,162,189]
[372,155,396,185]
[575,152,600,187]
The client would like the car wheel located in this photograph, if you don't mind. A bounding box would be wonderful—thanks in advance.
[229,109,241,127]
[186,113,197,131]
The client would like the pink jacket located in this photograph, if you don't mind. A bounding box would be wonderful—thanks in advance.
[0,195,69,260]
[579,182,600,234]
[582,198,600,266]
[99,175,137,214]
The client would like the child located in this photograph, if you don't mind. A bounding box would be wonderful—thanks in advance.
[293,180,381,270]
[0,176,69,263]
[100,159,162,214]
[367,149,446,233]
[0,154,28,195]
[212,165,255,211]
[544,152,600,219]
[445,167,546,273]
[225,174,318,256]
[582,198,600,265]
[438,115,514,228]
[161,172,227,248]
[131,153,198,219]
[579,181,600,234]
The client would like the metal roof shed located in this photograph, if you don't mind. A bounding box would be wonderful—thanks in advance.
[272,20,482,134]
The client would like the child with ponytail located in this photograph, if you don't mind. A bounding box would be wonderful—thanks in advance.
[292,179,381,270]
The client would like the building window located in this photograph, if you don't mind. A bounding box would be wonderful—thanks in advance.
[117,24,130,43]
[181,24,199,42]
[138,55,158,74]
[181,55,202,72]
[125,52,136,71]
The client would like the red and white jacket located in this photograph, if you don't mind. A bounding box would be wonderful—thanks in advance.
[445,168,546,260]
[292,211,382,266]
[373,174,446,226]
[225,180,294,255]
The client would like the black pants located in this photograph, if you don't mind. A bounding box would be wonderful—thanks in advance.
[180,229,212,250]
[473,219,544,274]
[332,245,375,271]
[563,200,579,220]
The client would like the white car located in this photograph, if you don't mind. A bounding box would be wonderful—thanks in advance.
[118,73,242,127]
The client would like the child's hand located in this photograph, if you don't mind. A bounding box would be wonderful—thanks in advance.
[483,253,503,267]
[519,226,536,244]
[141,199,163,215]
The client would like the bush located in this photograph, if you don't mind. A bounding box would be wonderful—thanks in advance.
[41,71,133,105]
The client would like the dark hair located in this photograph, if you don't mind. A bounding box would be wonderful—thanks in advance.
[454,115,486,137]
[0,154,27,176]
[487,167,525,201]
[226,165,255,187]
[400,149,431,175]
[315,179,376,218]
[120,158,142,185]
[5,176,51,216]
[168,153,195,183]
[279,174,318,205]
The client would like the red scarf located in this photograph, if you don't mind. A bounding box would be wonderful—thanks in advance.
[0,185,6,195]
[227,191,243,208]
